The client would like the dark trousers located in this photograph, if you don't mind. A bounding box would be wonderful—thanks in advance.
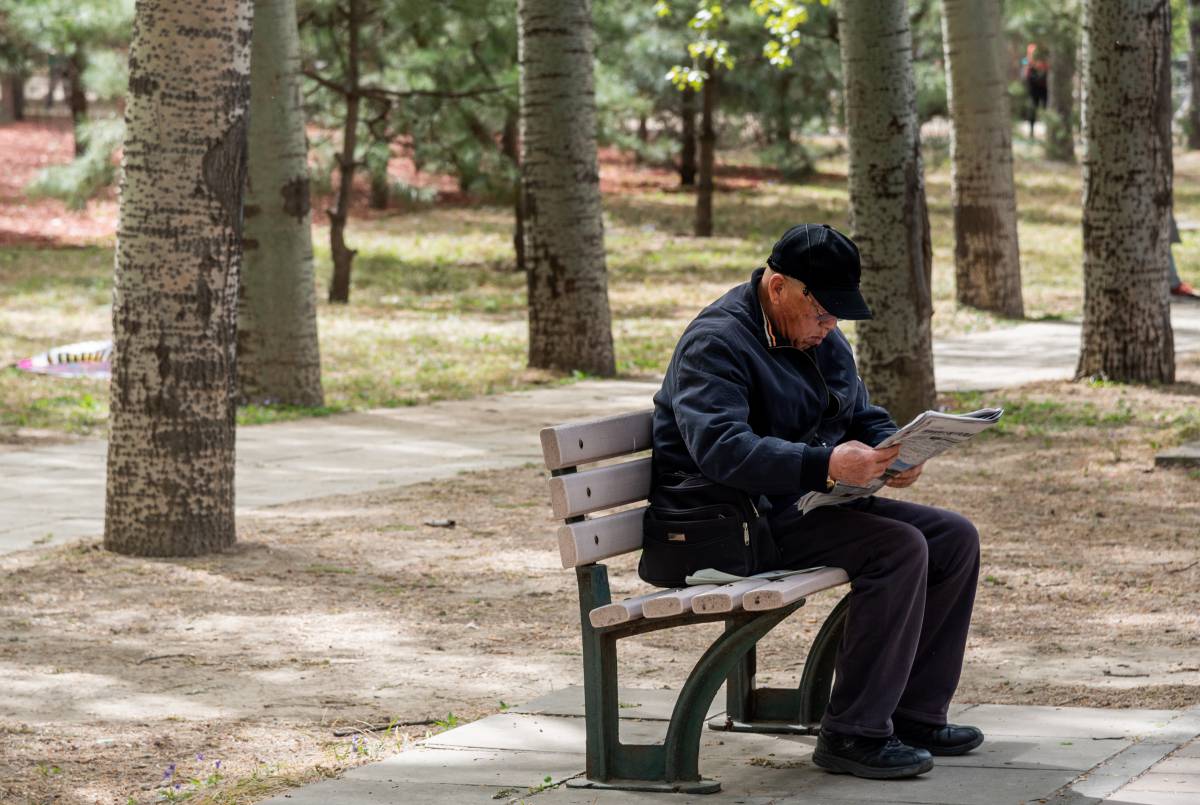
[770,496,980,738]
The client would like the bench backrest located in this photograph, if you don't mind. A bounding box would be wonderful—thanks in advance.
[540,410,654,569]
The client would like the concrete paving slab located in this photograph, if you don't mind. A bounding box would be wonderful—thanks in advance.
[959,705,1180,738]
[511,686,726,721]
[342,745,584,788]
[256,778,521,805]
[1120,771,1200,793]
[1100,794,1200,805]
[275,704,1200,805]
[423,713,588,754]
[1154,442,1200,468]
[1051,742,1185,802]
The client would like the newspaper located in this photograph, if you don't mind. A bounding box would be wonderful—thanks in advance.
[795,407,1004,516]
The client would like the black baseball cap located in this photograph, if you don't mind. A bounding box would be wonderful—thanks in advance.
[766,224,873,320]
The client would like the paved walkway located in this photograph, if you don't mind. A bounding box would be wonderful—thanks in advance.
[2,300,1199,555]
[260,687,1200,805]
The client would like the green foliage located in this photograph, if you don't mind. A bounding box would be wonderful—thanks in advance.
[26,118,123,210]
[914,61,948,122]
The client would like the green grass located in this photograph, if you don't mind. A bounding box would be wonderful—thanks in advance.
[5,131,1200,439]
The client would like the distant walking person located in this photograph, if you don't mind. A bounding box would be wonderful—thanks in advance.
[1021,44,1048,138]
[1169,212,1199,298]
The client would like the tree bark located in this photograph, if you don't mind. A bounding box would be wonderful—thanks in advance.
[695,59,716,238]
[66,49,89,157]
[327,0,361,304]
[106,0,252,557]
[1044,26,1077,162]
[679,85,697,186]
[941,0,1023,318]
[775,71,793,145]
[1076,0,1174,383]
[519,0,615,376]
[838,0,935,424]
[238,0,324,407]
[1,74,25,121]
[501,109,526,272]
[1188,0,1200,149]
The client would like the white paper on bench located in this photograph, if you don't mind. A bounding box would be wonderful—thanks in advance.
[557,507,646,568]
[692,579,770,614]
[742,567,851,612]
[642,585,717,618]
[588,588,681,628]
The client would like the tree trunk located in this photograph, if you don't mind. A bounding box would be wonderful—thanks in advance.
[775,71,792,145]
[1076,0,1174,383]
[1188,0,1200,149]
[327,0,361,304]
[695,60,716,238]
[1,74,25,121]
[66,49,89,156]
[679,85,697,186]
[519,0,615,376]
[838,0,935,424]
[941,0,1023,318]
[238,0,324,407]
[106,0,252,557]
[502,109,525,273]
[1044,27,1077,162]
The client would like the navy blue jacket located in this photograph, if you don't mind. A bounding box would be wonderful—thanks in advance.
[651,268,897,511]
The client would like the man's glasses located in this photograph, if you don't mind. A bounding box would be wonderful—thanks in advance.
[801,287,837,323]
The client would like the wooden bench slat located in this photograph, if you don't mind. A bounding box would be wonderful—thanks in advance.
[548,457,652,519]
[692,579,771,615]
[588,588,679,628]
[557,507,646,568]
[642,585,717,618]
[742,568,851,612]
[540,410,653,471]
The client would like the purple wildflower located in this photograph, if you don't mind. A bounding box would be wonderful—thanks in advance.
[162,763,176,781]
[196,753,204,762]
[214,760,221,770]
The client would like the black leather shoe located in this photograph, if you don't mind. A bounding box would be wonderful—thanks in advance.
[892,716,984,756]
[812,729,934,779]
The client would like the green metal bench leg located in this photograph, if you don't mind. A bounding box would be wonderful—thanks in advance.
[662,608,794,784]
[570,563,802,793]
[710,592,851,735]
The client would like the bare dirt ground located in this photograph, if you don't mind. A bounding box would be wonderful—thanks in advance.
[2,359,1199,804]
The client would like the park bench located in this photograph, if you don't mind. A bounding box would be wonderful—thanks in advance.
[540,409,852,794]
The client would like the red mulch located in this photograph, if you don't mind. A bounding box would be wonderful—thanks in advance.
[0,119,118,246]
[0,119,780,246]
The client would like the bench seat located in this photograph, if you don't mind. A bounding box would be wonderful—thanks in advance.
[588,567,850,628]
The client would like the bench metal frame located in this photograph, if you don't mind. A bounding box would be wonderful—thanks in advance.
[545,416,850,794]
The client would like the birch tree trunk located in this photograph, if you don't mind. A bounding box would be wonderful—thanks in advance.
[1188,0,1200,150]
[105,0,252,557]
[1076,0,1174,383]
[838,0,935,424]
[694,60,716,237]
[519,0,615,376]
[941,0,1023,318]
[238,0,323,407]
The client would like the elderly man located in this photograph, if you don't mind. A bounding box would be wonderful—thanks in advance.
[645,224,982,780]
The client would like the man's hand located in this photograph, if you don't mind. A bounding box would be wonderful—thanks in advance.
[884,463,925,489]
[828,441,901,488]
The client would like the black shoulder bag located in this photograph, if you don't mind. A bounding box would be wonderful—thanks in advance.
[638,472,780,588]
